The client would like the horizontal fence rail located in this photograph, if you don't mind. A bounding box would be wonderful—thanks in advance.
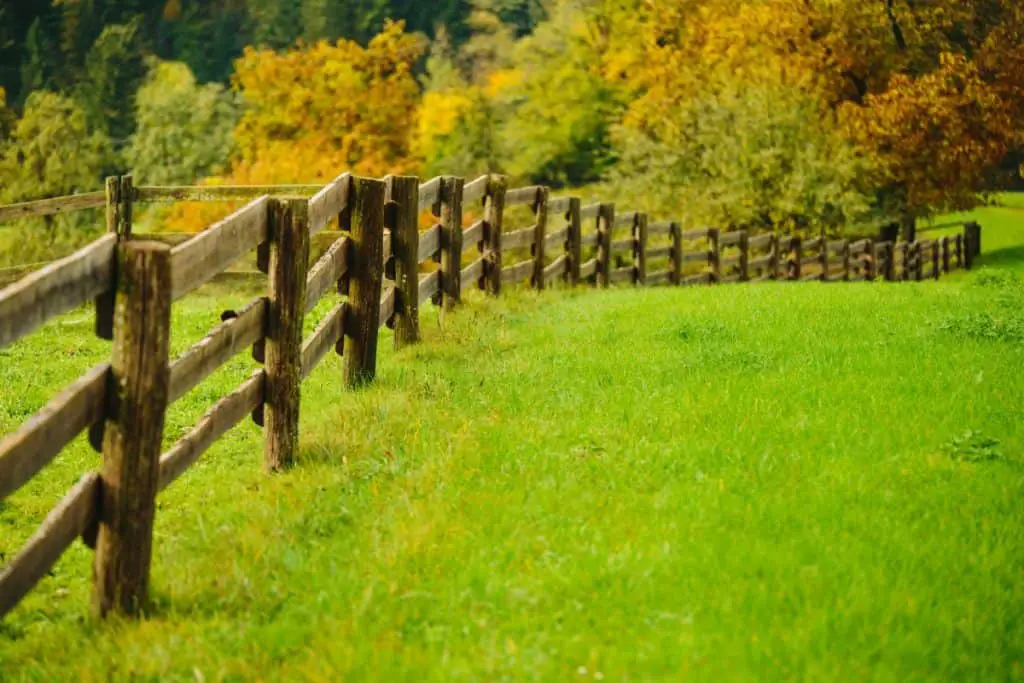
[0,171,984,624]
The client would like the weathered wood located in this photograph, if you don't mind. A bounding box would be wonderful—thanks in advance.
[96,176,134,340]
[0,234,117,349]
[158,372,265,491]
[264,199,310,472]
[610,237,635,253]
[379,286,396,327]
[418,177,442,211]
[614,211,639,228]
[543,255,567,284]
[841,240,851,281]
[567,197,582,287]
[0,363,108,502]
[597,204,615,288]
[343,179,385,387]
[748,233,773,250]
[671,223,683,285]
[826,239,848,252]
[931,240,941,280]
[634,213,648,286]
[419,225,441,261]
[532,187,549,291]
[679,228,711,241]
[462,175,489,205]
[461,257,486,285]
[965,222,981,268]
[708,228,721,283]
[681,250,711,264]
[720,230,744,247]
[580,232,599,247]
[167,298,266,404]
[0,191,106,224]
[955,233,964,269]
[769,236,782,280]
[93,242,172,618]
[720,255,741,267]
[502,227,535,251]
[609,266,634,284]
[0,473,100,618]
[545,225,570,247]
[305,236,350,314]
[505,186,541,206]
[500,260,534,284]
[817,236,829,282]
[139,185,322,203]
[803,237,824,251]
[748,254,773,270]
[385,175,420,349]
[579,258,597,280]
[418,270,440,305]
[647,221,673,237]
[309,173,352,235]
[462,220,485,253]
[547,197,573,215]
[647,269,671,285]
[439,177,465,309]
[580,203,601,220]
[301,302,347,379]
[170,197,270,301]
[483,175,507,297]
[646,245,673,259]
[789,236,802,280]
[940,236,951,273]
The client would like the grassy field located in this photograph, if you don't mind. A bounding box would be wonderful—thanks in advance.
[1,203,1023,680]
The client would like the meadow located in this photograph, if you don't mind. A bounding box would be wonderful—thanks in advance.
[0,202,1023,680]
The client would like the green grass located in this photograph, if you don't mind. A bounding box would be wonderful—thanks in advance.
[2,202,1024,681]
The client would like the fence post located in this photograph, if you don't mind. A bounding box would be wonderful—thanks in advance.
[940,236,951,274]
[708,228,721,283]
[955,234,964,269]
[263,198,310,471]
[817,237,828,281]
[914,242,924,281]
[671,222,683,285]
[841,240,851,281]
[965,222,981,269]
[931,241,940,280]
[97,175,134,341]
[566,197,582,287]
[93,241,171,618]
[768,235,780,280]
[532,187,549,291]
[385,175,420,349]
[484,175,507,297]
[597,203,614,289]
[884,242,896,281]
[439,176,465,309]
[343,177,385,387]
[738,230,749,282]
[634,213,648,286]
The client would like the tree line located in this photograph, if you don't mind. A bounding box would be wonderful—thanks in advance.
[0,0,1022,255]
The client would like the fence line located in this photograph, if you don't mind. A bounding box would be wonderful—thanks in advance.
[0,173,984,622]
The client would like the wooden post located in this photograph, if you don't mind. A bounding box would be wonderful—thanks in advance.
[955,234,964,269]
[93,241,172,617]
[567,197,582,287]
[343,178,386,387]
[769,235,780,280]
[670,222,683,285]
[386,175,419,349]
[264,199,309,471]
[439,176,464,309]
[818,236,828,281]
[738,230,749,282]
[897,242,909,281]
[841,240,850,281]
[940,236,951,274]
[484,175,507,297]
[914,242,924,281]
[532,187,549,291]
[965,222,981,269]
[597,204,614,289]
[931,241,940,280]
[97,175,134,341]
[634,213,648,286]
[884,242,896,281]
[788,236,801,280]
[708,228,721,283]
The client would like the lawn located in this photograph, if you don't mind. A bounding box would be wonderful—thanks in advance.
[1,203,1023,681]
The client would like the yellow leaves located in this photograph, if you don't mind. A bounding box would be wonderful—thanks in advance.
[483,68,522,99]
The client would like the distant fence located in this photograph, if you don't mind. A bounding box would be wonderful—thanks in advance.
[0,173,983,621]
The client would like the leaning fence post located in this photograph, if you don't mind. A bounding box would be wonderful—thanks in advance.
[439,176,465,309]
[385,175,420,349]
[738,230,750,282]
[264,198,310,471]
[484,175,507,297]
[634,213,648,286]
[532,187,549,291]
[343,177,385,387]
[708,228,721,284]
[567,197,582,287]
[597,203,614,288]
[671,222,683,285]
[93,241,171,618]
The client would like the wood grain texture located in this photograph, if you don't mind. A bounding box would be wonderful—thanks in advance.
[532,187,549,292]
[544,226,570,247]
[301,302,347,379]
[0,473,100,618]
[597,204,615,289]
[500,259,534,284]
[543,255,567,284]
[634,213,648,286]
[462,220,485,253]
[0,363,109,502]
[0,233,117,349]
[418,270,440,305]
[461,257,485,284]
[419,225,441,262]
[580,203,601,220]
[386,176,420,349]
[505,186,541,206]
[418,177,442,211]
[0,192,105,223]
[483,175,507,297]
[567,197,582,287]
[263,200,310,471]
[139,185,321,203]
[93,242,173,618]
[168,298,266,404]
[309,173,351,235]
[378,286,396,327]
[305,236,350,314]
[343,179,386,387]
[170,197,270,301]
[158,372,264,491]
[502,227,535,251]
[579,258,597,280]
[610,237,635,253]
[440,176,465,310]
[547,197,573,215]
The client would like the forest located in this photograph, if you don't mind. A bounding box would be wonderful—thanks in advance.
[0,0,1022,251]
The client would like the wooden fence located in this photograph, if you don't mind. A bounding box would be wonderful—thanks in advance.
[0,173,983,620]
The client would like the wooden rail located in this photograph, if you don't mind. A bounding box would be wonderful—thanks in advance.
[0,174,984,623]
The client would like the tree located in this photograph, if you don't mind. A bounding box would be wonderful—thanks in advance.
[126,59,238,185]
[76,20,147,149]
